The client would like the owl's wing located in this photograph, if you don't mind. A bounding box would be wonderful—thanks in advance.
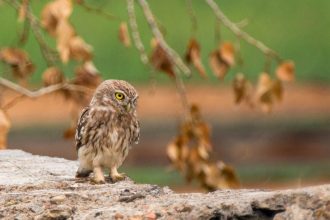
[75,107,90,151]
[133,119,140,144]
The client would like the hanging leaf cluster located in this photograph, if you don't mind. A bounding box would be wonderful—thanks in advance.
[167,104,240,191]
[40,0,102,138]
[234,60,295,113]
[0,48,35,83]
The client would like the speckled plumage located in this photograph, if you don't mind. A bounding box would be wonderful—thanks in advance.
[75,80,139,183]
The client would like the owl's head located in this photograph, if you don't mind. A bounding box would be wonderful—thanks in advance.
[91,79,138,113]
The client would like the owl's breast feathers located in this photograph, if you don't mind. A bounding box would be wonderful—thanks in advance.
[75,106,140,151]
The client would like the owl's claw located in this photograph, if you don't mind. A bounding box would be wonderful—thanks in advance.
[75,169,92,178]
[92,166,106,184]
[111,173,126,182]
[92,178,106,184]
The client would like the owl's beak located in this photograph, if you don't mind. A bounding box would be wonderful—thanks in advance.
[125,103,131,112]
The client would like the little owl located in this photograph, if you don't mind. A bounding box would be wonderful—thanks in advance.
[75,80,139,184]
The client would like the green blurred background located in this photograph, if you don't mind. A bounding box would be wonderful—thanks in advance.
[1,0,330,83]
[1,0,330,191]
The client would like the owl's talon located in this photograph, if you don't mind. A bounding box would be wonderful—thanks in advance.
[92,177,106,184]
[111,173,126,182]
[75,169,92,178]
[92,166,105,184]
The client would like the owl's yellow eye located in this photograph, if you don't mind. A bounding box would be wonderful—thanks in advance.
[115,92,125,100]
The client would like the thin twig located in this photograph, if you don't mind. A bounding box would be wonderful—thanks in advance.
[5,0,58,67]
[0,77,93,99]
[2,94,25,110]
[205,0,281,61]
[18,17,30,46]
[138,0,192,77]
[137,0,191,120]
[76,1,117,20]
[186,0,198,35]
[127,0,149,64]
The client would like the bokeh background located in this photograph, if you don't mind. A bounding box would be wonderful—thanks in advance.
[1,0,329,191]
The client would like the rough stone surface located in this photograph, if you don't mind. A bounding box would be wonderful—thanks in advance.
[0,150,329,220]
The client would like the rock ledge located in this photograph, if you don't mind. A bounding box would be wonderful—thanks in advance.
[0,150,329,219]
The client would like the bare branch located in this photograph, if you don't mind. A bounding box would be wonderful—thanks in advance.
[137,0,191,120]
[137,0,192,77]
[127,0,149,64]
[76,1,116,20]
[205,0,281,61]
[186,0,198,35]
[0,77,93,99]
[5,0,59,67]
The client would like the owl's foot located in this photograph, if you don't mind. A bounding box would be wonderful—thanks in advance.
[75,168,92,178]
[92,178,106,184]
[93,166,106,184]
[110,167,126,182]
[111,173,126,182]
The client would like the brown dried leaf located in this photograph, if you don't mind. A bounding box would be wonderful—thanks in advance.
[118,22,131,47]
[272,79,283,102]
[41,0,72,36]
[56,21,93,63]
[276,60,295,82]
[69,36,93,62]
[168,103,239,191]
[150,42,175,78]
[0,47,35,80]
[65,62,101,101]
[256,72,274,113]
[232,73,254,107]
[185,38,206,78]
[42,67,64,86]
[56,20,75,63]
[18,0,29,22]
[220,42,235,66]
[201,161,239,190]
[209,50,229,80]
[0,109,11,149]
[167,136,189,172]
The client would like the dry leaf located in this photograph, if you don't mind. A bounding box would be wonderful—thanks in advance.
[55,21,93,63]
[63,126,76,139]
[64,61,101,102]
[272,79,283,102]
[42,67,64,86]
[41,0,92,63]
[69,36,93,62]
[186,146,206,182]
[276,60,295,82]
[150,42,175,78]
[0,47,35,80]
[256,72,274,113]
[56,20,75,62]
[200,161,240,191]
[220,42,235,66]
[41,0,73,36]
[73,61,101,87]
[185,38,206,78]
[209,50,229,80]
[18,0,29,22]
[0,109,11,150]
[167,104,238,191]
[118,22,131,47]
[167,136,189,172]
[232,73,254,107]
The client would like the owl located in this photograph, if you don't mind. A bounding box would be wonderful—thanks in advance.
[75,80,140,184]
